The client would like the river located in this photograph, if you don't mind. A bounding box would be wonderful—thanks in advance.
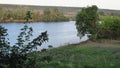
[0,21,88,50]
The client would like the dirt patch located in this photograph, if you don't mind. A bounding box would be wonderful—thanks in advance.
[57,40,120,49]
[78,40,120,46]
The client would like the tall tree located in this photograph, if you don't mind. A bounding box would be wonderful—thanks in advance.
[76,5,99,40]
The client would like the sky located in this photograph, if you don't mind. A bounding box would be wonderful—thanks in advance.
[0,0,120,10]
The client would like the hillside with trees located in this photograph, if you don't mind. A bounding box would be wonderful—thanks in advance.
[0,7,69,22]
[0,4,120,23]
[42,8,69,22]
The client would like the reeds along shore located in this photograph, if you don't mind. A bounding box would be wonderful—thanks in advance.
[0,7,70,23]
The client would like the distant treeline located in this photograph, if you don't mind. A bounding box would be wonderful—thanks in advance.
[0,7,69,23]
[42,8,69,22]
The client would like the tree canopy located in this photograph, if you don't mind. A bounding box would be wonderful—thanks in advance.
[76,5,99,40]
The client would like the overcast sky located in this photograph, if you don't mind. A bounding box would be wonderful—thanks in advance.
[0,0,120,10]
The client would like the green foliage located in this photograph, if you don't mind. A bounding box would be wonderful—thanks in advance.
[0,26,10,68]
[0,11,48,68]
[76,5,99,40]
[42,8,69,22]
[24,11,32,22]
[98,16,120,39]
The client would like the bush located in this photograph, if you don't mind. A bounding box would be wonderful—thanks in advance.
[0,11,48,68]
[98,16,120,39]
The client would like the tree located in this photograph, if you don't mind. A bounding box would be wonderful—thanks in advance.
[24,11,32,22]
[0,26,10,68]
[0,11,48,68]
[76,5,99,40]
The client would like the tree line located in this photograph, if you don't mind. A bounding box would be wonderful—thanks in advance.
[42,8,69,22]
[0,7,69,23]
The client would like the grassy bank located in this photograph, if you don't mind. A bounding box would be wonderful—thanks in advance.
[32,41,120,68]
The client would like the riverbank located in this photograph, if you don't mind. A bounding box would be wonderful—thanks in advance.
[0,19,71,23]
[32,40,120,68]
[0,19,35,23]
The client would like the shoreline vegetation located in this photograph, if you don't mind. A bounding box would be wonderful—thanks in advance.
[0,7,70,23]
[0,19,34,23]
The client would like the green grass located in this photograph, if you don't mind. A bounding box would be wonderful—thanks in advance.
[34,45,120,68]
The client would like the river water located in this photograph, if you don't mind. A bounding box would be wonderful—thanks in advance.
[0,21,88,50]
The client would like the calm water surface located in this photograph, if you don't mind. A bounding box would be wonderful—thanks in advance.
[0,21,88,50]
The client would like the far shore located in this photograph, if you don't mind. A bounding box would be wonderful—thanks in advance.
[0,19,36,23]
[0,19,71,23]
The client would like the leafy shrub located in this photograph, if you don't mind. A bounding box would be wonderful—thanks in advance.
[98,16,120,39]
[0,11,48,68]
